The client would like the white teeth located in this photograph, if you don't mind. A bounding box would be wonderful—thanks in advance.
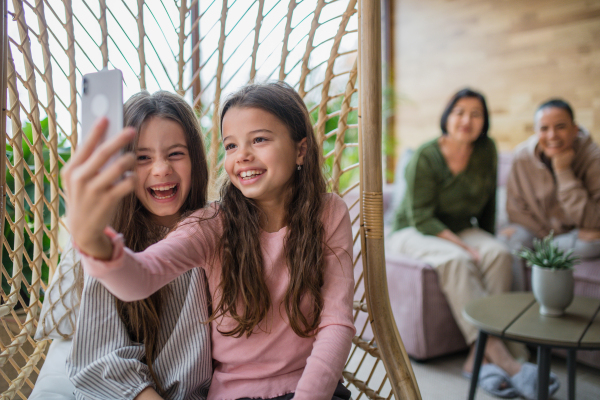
[152,191,176,200]
[151,183,177,191]
[240,170,263,179]
[149,183,178,200]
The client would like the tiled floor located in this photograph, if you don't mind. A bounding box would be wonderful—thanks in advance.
[411,350,600,400]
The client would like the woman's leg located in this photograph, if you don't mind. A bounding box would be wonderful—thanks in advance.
[387,227,486,345]
[460,228,512,295]
[459,229,523,375]
[388,228,523,376]
[554,230,600,259]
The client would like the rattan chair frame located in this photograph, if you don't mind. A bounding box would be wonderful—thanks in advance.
[0,1,420,399]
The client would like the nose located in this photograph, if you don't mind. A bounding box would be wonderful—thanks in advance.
[236,143,254,163]
[546,128,558,139]
[152,158,173,176]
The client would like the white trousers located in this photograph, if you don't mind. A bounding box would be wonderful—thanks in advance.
[387,227,512,344]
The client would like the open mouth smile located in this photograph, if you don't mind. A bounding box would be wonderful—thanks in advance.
[239,170,265,180]
[147,183,179,200]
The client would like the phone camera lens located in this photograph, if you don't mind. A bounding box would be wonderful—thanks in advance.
[83,78,88,94]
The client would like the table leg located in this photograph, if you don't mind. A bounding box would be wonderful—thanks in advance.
[468,331,487,400]
[567,349,576,400]
[537,346,551,400]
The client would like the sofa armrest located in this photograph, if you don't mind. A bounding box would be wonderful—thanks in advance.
[385,251,434,272]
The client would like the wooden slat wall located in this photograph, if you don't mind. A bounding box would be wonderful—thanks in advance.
[392,0,600,155]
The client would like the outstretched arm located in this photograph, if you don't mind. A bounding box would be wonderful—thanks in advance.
[80,218,210,301]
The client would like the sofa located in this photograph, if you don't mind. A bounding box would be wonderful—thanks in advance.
[378,152,600,367]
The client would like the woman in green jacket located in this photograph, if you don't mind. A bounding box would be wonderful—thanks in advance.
[388,89,539,398]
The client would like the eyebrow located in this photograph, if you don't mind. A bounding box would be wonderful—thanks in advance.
[222,128,274,142]
[136,143,188,152]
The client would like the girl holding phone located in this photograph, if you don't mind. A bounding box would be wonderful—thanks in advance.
[63,82,355,400]
[67,91,212,400]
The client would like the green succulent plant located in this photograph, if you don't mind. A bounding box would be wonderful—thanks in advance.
[517,232,578,270]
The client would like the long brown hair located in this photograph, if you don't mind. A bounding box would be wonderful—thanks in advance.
[112,91,208,392]
[212,82,326,338]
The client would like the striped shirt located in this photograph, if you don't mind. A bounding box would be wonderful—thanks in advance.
[67,266,212,400]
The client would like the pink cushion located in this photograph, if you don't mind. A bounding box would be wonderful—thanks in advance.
[385,253,467,359]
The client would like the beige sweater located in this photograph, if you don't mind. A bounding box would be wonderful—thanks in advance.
[506,129,600,238]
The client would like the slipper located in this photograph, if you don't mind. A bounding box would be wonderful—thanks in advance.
[509,362,560,400]
[463,364,519,398]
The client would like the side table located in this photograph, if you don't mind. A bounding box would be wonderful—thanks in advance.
[463,292,600,400]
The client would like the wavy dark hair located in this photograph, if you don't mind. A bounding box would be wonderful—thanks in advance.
[112,91,208,393]
[440,88,489,140]
[211,82,327,338]
[536,98,574,122]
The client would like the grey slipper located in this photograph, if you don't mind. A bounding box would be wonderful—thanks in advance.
[463,364,519,398]
[509,362,560,400]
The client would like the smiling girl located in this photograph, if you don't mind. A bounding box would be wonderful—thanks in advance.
[66,91,211,400]
[63,82,355,400]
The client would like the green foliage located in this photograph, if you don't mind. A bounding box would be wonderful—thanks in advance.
[517,232,578,270]
[2,117,72,304]
[310,96,360,193]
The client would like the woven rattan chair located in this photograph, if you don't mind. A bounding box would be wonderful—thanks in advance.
[0,1,420,398]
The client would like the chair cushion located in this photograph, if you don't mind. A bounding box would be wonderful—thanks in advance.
[28,338,76,399]
[34,240,81,341]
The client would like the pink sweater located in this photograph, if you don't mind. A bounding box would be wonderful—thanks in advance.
[81,193,355,400]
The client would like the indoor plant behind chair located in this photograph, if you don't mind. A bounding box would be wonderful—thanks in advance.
[518,233,579,317]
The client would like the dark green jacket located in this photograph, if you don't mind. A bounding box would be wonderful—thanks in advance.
[392,136,497,236]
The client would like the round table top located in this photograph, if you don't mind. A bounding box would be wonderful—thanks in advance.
[463,292,600,349]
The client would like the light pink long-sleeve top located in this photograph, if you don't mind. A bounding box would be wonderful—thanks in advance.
[81,193,355,400]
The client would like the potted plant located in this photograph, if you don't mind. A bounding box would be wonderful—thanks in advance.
[518,233,578,317]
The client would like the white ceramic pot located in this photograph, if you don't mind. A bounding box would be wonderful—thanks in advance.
[531,265,574,317]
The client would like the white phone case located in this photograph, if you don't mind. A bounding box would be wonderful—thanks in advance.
[81,69,123,146]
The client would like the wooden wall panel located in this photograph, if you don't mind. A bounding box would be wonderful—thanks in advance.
[392,0,600,156]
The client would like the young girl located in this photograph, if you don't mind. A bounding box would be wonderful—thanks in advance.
[63,82,355,400]
[66,91,212,400]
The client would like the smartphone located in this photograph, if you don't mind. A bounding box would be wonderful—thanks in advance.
[81,69,124,166]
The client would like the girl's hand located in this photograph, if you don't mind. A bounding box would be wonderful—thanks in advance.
[134,387,164,400]
[61,118,136,259]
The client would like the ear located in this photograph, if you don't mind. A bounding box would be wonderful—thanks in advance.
[570,121,580,136]
[296,138,308,166]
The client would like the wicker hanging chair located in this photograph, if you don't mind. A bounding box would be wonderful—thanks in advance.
[0,1,420,399]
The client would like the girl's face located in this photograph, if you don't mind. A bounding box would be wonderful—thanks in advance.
[222,107,306,208]
[446,97,485,144]
[134,117,192,227]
